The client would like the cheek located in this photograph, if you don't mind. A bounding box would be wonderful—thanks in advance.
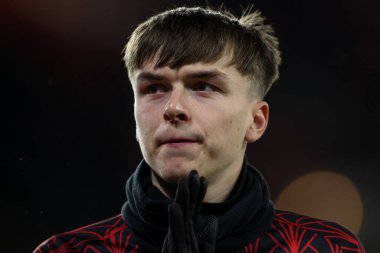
[136,102,156,125]
[135,107,155,141]
[224,112,250,142]
[204,113,244,146]
[136,116,152,138]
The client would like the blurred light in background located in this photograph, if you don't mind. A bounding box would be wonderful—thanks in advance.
[276,171,363,234]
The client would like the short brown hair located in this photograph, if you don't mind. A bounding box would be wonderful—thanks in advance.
[123,6,281,98]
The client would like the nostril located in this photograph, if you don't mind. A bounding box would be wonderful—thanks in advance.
[176,113,187,121]
[163,111,188,122]
[163,104,190,122]
[163,113,170,121]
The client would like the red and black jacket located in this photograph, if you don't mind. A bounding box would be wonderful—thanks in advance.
[35,160,365,252]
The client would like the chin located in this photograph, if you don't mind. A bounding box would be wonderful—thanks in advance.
[163,168,193,183]
[155,163,195,184]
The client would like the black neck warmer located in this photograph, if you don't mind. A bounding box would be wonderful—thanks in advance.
[121,159,275,253]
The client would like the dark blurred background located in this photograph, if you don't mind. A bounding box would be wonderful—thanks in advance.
[1,0,379,252]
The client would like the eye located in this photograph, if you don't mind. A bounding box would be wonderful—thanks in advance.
[146,84,159,94]
[193,82,215,92]
[144,84,167,95]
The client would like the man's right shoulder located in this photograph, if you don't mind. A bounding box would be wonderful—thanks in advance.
[33,214,140,253]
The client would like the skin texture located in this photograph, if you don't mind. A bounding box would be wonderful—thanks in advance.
[131,56,269,202]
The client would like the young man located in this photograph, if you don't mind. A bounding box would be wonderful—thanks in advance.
[35,6,365,253]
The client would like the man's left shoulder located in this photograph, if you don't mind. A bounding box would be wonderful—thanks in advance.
[267,210,365,252]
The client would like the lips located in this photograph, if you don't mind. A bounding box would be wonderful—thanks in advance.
[160,139,199,148]
[161,138,197,145]
[157,135,203,147]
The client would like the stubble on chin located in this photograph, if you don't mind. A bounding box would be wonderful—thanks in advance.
[149,158,198,196]
[150,167,179,198]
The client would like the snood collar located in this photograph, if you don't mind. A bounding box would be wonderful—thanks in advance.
[122,159,274,252]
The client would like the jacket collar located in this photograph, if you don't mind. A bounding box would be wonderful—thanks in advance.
[122,159,274,252]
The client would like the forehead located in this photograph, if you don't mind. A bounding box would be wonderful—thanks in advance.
[131,55,248,84]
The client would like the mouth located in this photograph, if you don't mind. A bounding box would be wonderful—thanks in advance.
[162,138,198,145]
[158,136,202,148]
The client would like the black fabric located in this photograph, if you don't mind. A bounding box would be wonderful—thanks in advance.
[34,160,365,252]
[162,170,217,253]
[122,158,275,252]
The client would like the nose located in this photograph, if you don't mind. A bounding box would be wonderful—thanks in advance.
[163,89,191,124]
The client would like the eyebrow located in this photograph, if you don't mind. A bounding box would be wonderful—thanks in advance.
[136,72,166,82]
[186,70,229,81]
[136,70,229,82]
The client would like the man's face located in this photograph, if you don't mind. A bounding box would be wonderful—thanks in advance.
[131,56,265,186]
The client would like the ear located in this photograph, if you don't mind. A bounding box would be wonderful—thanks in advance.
[245,101,269,143]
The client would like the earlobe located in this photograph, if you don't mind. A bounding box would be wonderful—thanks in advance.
[245,101,269,143]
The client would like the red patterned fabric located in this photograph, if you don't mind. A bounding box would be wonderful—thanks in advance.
[34,210,364,253]
[34,216,139,253]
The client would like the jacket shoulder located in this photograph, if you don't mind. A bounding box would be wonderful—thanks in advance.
[268,210,365,252]
[33,215,139,253]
